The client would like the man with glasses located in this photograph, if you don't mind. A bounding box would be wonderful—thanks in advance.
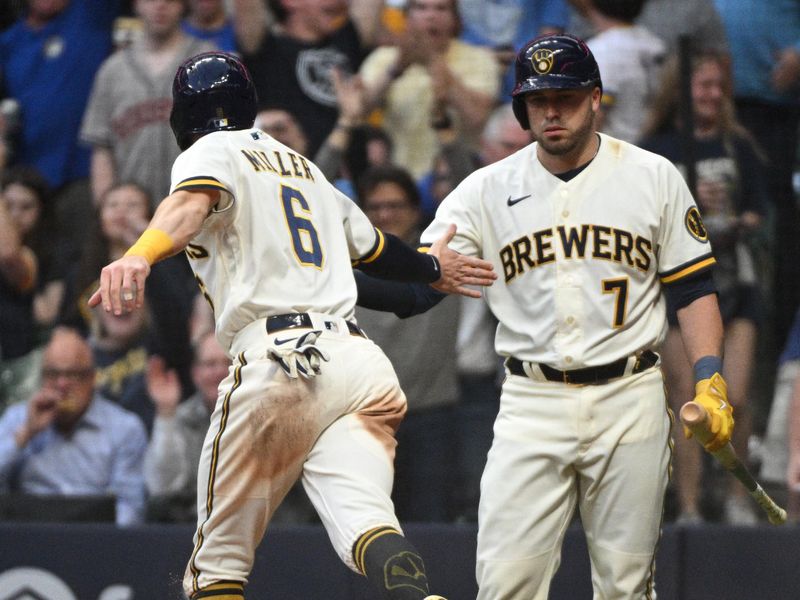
[0,327,148,525]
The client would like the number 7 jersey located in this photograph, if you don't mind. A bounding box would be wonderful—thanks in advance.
[420,133,715,368]
[170,129,380,352]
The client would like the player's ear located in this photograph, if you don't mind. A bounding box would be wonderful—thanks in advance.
[591,86,602,111]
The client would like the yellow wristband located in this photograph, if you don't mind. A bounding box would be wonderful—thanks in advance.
[124,228,174,265]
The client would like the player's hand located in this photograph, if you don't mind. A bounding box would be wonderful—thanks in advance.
[428,224,496,298]
[146,355,182,418]
[88,255,151,315]
[684,372,734,452]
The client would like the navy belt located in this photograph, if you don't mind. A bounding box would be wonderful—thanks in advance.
[266,313,366,338]
[506,350,659,385]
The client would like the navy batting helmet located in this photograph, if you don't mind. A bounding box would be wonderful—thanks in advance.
[170,52,258,151]
[511,34,602,130]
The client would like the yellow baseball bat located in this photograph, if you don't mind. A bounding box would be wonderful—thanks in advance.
[680,401,787,525]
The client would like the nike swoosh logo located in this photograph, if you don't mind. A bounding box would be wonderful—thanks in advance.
[274,336,298,345]
[507,194,531,206]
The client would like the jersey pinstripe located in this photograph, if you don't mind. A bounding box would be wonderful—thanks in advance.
[420,133,715,367]
[170,129,380,352]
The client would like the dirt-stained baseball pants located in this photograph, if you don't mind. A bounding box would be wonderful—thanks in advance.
[184,313,406,596]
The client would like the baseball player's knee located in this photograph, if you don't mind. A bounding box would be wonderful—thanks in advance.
[589,547,656,600]
[476,554,556,600]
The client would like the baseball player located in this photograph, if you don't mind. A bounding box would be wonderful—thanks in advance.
[357,34,735,598]
[89,52,495,600]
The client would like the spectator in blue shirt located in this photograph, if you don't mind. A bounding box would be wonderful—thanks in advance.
[0,0,120,266]
[0,326,147,526]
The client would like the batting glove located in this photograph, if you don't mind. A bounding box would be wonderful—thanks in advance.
[684,372,734,452]
[268,330,331,380]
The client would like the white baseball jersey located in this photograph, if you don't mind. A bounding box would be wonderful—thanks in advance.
[170,128,381,352]
[420,133,715,368]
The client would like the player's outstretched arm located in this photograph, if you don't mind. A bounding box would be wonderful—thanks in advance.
[427,224,496,298]
[88,190,218,315]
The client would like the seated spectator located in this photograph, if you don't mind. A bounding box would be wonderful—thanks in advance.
[354,165,460,521]
[0,327,147,526]
[144,332,229,521]
[640,48,768,525]
[89,303,154,433]
[182,0,237,52]
[585,0,665,142]
[359,0,501,179]
[234,0,383,156]
[80,0,214,208]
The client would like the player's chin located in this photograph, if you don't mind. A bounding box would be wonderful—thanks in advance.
[538,136,574,155]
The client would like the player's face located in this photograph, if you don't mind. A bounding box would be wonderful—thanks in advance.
[192,335,230,411]
[524,87,600,158]
[692,59,725,129]
[363,182,420,241]
[2,183,41,237]
[136,0,185,39]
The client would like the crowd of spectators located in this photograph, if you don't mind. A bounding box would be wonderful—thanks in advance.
[0,0,798,527]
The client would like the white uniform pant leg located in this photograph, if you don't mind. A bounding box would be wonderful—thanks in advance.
[476,373,583,600]
[183,350,316,596]
[301,334,406,572]
[577,369,671,600]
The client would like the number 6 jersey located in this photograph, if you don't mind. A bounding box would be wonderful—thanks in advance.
[420,133,716,368]
[170,129,380,352]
